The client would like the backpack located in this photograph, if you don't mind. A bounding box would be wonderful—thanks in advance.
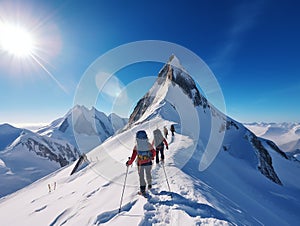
[136,130,152,162]
[170,125,175,132]
[153,129,164,148]
[136,130,148,140]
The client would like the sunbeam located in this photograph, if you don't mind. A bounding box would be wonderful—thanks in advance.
[30,53,68,94]
[0,18,66,93]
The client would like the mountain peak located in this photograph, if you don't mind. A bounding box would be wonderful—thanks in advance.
[167,54,186,72]
[129,56,208,125]
[69,104,90,114]
[158,55,206,107]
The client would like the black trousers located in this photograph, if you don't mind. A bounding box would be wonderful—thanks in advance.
[155,145,164,163]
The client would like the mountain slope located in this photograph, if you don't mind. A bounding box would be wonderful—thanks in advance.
[0,118,298,225]
[0,56,299,225]
[245,122,300,153]
[0,127,80,197]
[38,105,128,153]
[129,55,284,185]
[0,124,23,150]
[0,106,127,198]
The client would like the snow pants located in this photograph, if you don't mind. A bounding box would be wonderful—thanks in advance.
[155,145,165,163]
[138,164,152,192]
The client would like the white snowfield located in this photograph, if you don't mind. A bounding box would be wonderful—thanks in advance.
[0,120,229,226]
[0,58,299,225]
[0,106,127,198]
[245,122,300,153]
[0,116,299,225]
[0,127,79,198]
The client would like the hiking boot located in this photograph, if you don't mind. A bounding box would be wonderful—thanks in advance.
[140,186,146,194]
[138,189,146,196]
[138,190,146,196]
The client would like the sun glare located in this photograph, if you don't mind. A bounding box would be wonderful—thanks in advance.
[0,23,35,57]
[0,15,66,92]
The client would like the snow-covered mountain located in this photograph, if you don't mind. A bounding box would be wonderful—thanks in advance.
[0,124,80,197]
[0,107,127,198]
[0,56,299,225]
[0,124,23,150]
[129,55,286,185]
[37,105,128,153]
[245,122,300,153]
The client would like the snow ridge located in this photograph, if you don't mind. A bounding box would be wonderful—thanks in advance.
[0,56,299,225]
[129,55,283,185]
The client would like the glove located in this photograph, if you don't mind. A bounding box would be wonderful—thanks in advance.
[126,160,130,166]
[166,146,169,150]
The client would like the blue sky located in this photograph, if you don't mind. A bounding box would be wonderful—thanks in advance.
[0,0,299,126]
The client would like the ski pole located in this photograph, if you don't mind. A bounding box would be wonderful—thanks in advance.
[162,162,171,193]
[119,157,130,213]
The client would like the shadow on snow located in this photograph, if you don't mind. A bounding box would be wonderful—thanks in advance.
[94,200,137,225]
[140,190,231,225]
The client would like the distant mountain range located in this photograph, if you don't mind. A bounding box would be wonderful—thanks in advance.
[37,105,128,153]
[0,55,298,225]
[245,122,300,160]
[0,106,127,197]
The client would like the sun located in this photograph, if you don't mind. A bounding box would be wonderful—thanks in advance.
[0,23,35,57]
[0,19,66,92]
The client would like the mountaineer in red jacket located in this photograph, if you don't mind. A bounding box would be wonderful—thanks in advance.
[126,130,156,195]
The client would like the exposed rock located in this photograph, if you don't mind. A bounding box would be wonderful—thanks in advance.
[248,134,282,185]
[20,135,80,167]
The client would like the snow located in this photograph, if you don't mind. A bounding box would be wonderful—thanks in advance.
[294,154,300,161]
[108,113,128,132]
[245,122,300,152]
[0,57,299,225]
[0,130,65,197]
[0,123,22,150]
[0,121,231,225]
[1,113,298,225]
[168,55,188,74]
[0,106,128,199]
[0,91,298,225]
[0,158,5,167]
[38,105,127,153]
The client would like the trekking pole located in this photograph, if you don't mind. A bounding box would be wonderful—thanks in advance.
[162,162,171,194]
[119,157,130,213]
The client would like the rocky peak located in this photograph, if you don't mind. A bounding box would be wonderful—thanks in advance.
[129,55,210,125]
[158,55,207,107]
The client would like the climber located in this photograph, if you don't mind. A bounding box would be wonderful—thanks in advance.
[126,130,156,195]
[152,128,169,164]
[170,124,175,136]
[163,126,168,138]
